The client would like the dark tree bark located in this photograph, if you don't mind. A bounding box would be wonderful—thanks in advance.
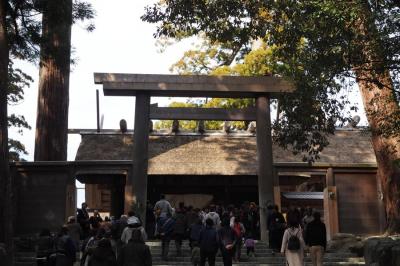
[354,3,400,233]
[34,0,72,161]
[0,1,13,265]
[356,70,400,233]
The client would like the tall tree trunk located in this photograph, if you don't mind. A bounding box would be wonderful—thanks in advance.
[0,1,13,265]
[353,2,400,233]
[34,0,72,161]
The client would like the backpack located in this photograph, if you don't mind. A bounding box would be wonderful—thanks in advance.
[287,229,300,251]
[233,223,242,238]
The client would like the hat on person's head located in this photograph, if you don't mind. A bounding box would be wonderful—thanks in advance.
[68,216,75,223]
[127,216,140,226]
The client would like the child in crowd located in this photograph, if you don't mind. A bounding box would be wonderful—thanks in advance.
[245,233,256,258]
[191,241,201,266]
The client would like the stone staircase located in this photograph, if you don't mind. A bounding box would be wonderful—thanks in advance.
[14,240,365,266]
[146,240,365,266]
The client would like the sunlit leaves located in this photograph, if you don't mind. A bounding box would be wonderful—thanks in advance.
[143,0,399,162]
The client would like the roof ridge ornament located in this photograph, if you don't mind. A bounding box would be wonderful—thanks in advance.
[171,120,179,134]
[223,121,231,134]
[247,121,256,134]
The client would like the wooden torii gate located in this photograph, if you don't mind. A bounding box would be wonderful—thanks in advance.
[94,73,294,240]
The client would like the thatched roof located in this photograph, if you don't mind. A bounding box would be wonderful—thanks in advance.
[75,129,376,175]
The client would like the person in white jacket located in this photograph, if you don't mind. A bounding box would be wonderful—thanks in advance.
[281,210,306,266]
[203,205,221,228]
[121,216,147,244]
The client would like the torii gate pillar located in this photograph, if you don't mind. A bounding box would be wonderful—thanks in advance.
[256,94,275,241]
[132,92,150,223]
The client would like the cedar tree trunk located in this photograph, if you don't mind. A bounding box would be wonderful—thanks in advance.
[354,2,400,233]
[0,1,13,265]
[34,0,72,161]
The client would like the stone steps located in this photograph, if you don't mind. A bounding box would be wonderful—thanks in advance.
[14,240,365,266]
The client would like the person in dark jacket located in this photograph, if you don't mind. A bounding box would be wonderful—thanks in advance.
[218,218,237,266]
[304,212,326,266]
[159,212,175,260]
[48,226,76,266]
[88,238,116,266]
[77,202,90,239]
[185,206,199,229]
[199,218,219,266]
[66,217,81,250]
[189,217,204,249]
[117,230,152,266]
[267,205,286,252]
[173,206,187,256]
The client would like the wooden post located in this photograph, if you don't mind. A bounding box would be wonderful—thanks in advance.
[324,168,339,240]
[132,92,151,224]
[256,95,274,241]
[324,186,339,240]
[96,89,100,133]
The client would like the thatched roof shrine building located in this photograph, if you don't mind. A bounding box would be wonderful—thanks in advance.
[75,129,376,176]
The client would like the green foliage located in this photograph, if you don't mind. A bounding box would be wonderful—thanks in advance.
[142,0,399,161]
[154,101,199,130]
[170,37,250,74]
[154,99,254,131]
[5,0,95,160]
[7,62,32,161]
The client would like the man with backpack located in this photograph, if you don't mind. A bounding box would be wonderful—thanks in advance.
[281,209,305,266]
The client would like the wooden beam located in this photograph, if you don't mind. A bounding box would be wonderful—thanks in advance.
[256,95,274,242]
[149,107,256,121]
[94,73,294,98]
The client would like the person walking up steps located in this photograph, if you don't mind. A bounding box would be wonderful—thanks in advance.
[218,218,237,266]
[305,212,326,266]
[154,194,173,218]
[244,233,255,258]
[281,210,305,266]
[267,205,286,253]
[117,230,152,266]
[199,218,218,266]
[231,216,245,262]
[159,212,175,261]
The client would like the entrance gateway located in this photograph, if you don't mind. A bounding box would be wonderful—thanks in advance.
[94,73,295,240]
[9,73,383,239]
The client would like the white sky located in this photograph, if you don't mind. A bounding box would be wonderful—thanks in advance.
[9,0,368,165]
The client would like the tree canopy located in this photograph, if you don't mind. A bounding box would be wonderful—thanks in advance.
[142,0,399,160]
[143,0,400,231]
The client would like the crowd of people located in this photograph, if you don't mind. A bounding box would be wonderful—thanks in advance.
[268,205,327,266]
[35,196,327,266]
[151,195,259,266]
